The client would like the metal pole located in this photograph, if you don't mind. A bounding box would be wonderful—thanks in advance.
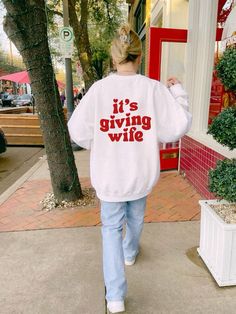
[63,0,74,120]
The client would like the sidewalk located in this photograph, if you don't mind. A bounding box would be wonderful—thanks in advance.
[0,150,200,232]
[1,150,236,313]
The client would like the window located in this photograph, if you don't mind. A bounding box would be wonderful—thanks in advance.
[134,0,146,74]
[208,0,235,126]
[140,36,146,75]
[135,0,146,34]
[185,0,235,159]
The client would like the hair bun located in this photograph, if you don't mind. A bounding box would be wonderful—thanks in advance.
[119,24,131,36]
[118,24,131,45]
[110,23,141,65]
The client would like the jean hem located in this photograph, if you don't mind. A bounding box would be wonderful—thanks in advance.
[106,298,125,302]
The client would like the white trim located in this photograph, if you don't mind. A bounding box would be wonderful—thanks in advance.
[161,0,171,83]
[186,0,218,135]
[150,0,170,84]
[187,132,236,159]
[185,0,200,111]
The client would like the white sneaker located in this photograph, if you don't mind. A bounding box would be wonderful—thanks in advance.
[107,301,125,313]
[125,258,136,266]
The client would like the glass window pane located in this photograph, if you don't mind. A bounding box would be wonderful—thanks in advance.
[161,42,187,85]
[208,0,236,125]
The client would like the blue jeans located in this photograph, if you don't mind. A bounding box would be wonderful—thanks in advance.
[100,197,147,301]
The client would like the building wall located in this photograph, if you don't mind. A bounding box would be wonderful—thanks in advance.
[180,136,225,199]
[128,0,151,75]
[128,0,140,26]
[128,0,188,79]
[150,0,189,84]
[181,0,235,199]
[169,0,188,28]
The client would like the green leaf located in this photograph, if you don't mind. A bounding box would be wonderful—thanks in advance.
[207,107,236,150]
[209,159,236,203]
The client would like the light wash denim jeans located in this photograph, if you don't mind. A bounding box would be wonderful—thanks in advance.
[100,196,147,301]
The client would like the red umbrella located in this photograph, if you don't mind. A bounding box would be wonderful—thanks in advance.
[0,70,30,84]
[0,70,66,88]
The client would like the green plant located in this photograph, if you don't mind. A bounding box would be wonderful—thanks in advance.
[207,107,236,150]
[207,103,236,203]
[208,56,236,202]
[216,47,236,91]
[209,159,236,203]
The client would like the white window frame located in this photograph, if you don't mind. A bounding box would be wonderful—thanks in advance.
[185,0,235,159]
[150,0,171,83]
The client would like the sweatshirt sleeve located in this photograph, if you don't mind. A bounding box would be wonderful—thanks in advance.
[155,82,192,143]
[67,86,95,150]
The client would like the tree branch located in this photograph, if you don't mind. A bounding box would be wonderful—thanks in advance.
[103,0,112,23]
[46,7,63,18]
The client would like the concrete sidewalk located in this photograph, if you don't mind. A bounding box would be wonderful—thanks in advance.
[0,150,236,313]
[1,223,236,313]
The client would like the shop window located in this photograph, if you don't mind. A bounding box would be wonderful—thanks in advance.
[135,0,146,34]
[208,0,236,125]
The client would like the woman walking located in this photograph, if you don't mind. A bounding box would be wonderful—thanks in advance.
[68,24,192,313]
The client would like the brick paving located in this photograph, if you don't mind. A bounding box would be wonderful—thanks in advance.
[0,172,201,232]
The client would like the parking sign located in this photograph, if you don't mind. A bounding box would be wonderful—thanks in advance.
[59,27,74,58]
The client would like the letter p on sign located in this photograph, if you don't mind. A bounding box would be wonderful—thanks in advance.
[59,26,74,58]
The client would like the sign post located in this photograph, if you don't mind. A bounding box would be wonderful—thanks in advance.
[62,0,74,120]
[59,26,74,58]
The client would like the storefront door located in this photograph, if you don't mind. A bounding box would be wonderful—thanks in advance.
[148,27,188,171]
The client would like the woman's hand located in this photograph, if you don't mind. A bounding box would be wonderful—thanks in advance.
[167,77,180,87]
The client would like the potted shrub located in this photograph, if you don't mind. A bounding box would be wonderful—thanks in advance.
[197,106,236,286]
[215,47,236,92]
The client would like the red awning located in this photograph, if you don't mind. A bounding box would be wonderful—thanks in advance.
[0,70,65,89]
[0,70,30,84]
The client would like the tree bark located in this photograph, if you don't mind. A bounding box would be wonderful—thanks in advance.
[68,0,97,90]
[3,0,83,202]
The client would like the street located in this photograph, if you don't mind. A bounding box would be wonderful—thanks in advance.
[0,146,45,195]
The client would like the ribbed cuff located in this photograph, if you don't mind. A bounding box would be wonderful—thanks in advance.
[169,83,187,98]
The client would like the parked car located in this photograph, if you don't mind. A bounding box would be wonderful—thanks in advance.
[12,94,35,107]
[0,128,7,154]
[1,94,18,107]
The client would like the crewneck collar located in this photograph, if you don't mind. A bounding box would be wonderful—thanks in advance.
[114,72,140,77]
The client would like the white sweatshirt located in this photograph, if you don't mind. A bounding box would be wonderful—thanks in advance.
[68,74,192,202]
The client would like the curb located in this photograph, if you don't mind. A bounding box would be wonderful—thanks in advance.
[0,155,47,206]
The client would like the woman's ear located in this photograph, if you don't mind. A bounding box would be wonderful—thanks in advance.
[137,54,142,65]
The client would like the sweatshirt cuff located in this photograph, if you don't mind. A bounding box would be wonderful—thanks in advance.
[169,83,187,98]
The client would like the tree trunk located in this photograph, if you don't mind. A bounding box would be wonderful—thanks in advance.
[93,58,104,80]
[68,0,97,90]
[3,0,83,202]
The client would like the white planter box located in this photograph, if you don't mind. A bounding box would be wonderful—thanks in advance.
[198,200,236,287]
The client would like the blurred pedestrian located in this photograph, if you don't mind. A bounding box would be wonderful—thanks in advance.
[60,92,66,107]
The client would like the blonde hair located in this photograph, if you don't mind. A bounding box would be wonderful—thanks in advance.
[111,24,142,65]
